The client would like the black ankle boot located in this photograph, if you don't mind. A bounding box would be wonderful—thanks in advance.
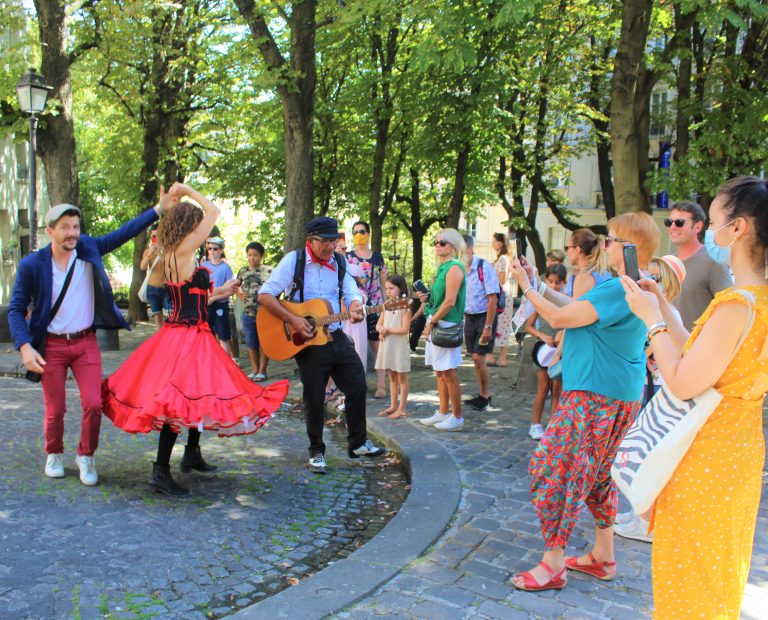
[150,462,189,496]
[180,445,218,473]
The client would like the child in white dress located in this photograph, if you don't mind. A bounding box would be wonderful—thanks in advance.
[375,275,412,418]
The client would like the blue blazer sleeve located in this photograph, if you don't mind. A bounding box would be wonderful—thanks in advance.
[94,208,159,255]
[8,258,35,350]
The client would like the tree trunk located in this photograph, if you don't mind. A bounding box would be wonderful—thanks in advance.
[587,40,616,219]
[34,0,79,207]
[673,6,694,164]
[446,142,470,230]
[610,0,653,214]
[127,5,196,321]
[234,0,317,251]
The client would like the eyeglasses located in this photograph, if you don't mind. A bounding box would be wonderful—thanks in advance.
[604,236,629,248]
[309,236,337,245]
[664,218,690,228]
[434,239,452,247]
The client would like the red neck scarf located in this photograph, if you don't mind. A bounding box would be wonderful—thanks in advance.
[306,241,336,271]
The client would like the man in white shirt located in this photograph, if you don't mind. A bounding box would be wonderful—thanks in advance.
[9,200,168,485]
[259,216,386,473]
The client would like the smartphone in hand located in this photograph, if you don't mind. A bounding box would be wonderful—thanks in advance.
[623,244,640,281]
[413,279,429,295]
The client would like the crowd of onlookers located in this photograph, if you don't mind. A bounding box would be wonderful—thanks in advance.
[135,179,766,618]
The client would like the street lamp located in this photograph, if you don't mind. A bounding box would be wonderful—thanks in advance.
[16,67,52,254]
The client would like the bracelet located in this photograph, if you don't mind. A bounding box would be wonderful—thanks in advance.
[484,324,492,330]
[645,321,667,338]
[647,326,670,341]
[522,285,534,297]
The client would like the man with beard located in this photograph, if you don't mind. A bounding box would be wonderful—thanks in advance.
[8,199,169,486]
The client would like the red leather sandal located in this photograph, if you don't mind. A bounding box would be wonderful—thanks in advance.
[565,552,617,581]
[512,562,567,592]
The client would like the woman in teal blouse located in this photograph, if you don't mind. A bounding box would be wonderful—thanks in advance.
[416,228,467,432]
[507,212,660,593]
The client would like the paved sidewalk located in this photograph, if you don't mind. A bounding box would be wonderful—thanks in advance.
[1,327,766,619]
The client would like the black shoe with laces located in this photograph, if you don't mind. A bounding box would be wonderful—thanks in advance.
[463,394,481,406]
[471,396,492,411]
[348,440,388,458]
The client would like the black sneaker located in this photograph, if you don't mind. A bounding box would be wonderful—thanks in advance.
[471,396,492,411]
[348,440,388,458]
[463,394,481,406]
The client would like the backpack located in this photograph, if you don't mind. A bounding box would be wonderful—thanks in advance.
[477,258,506,313]
[288,249,347,304]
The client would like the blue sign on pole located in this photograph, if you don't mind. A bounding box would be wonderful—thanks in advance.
[656,143,671,209]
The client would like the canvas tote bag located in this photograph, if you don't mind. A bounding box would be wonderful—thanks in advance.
[612,289,756,514]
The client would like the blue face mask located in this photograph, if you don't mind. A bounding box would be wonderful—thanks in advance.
[704,229,731,265]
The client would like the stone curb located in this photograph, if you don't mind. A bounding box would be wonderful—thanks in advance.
[230,414,461,620]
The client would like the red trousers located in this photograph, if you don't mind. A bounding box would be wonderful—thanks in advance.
[41,333,102,456]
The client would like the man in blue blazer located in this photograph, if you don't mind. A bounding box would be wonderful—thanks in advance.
[8,197,170,486]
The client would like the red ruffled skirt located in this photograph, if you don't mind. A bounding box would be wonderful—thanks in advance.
[102,322,290,437]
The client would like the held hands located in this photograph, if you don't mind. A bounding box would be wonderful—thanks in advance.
[620,276,663,326]
[348,301,365,324]
[510,257,532,290]
[20,343,46,374]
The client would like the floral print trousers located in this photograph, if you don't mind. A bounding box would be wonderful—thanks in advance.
[529,389,641,550]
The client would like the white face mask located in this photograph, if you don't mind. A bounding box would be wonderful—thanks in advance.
[703,220,736,265]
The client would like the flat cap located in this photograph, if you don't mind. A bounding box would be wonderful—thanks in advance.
[44,203,82,227]
[207,236,225,247]
[305,216,340,239]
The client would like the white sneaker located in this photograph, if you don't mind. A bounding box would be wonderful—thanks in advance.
[528,424,545,440]
[614,514,653,543]
[435,416,464,432]
[616,510,635,525]
[308,453,326,473]
[419,412,451,427]
[45,453,65,478]
[75,455,98,486]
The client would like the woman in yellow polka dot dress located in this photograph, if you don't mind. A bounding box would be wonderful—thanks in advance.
[622,176,768,619]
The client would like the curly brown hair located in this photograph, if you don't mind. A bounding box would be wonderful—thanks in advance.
[157,202,204,251]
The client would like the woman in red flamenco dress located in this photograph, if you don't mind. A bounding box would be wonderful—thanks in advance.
[102,183,289,496]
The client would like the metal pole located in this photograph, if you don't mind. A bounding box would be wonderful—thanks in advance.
[28,114,38,253]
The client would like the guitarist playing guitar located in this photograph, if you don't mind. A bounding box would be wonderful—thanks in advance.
[258,216,388,474]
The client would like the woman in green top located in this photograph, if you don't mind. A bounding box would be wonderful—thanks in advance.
[416,228,467,432]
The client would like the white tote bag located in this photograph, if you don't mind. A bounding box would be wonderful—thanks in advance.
[612,290,756,515]
[138,255,161,304]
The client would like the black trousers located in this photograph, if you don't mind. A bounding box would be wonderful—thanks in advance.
[295,330,368,456]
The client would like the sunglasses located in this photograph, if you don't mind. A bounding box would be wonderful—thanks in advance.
[664,218,690,228]
[604,236,629,247]
[207,246,221,251]
[434,239,452,247]
[650,274,662,283]
[353,229,368,235]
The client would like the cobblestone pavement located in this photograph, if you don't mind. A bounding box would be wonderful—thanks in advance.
[1,326,766,619]
[0,325,407,620]
[339,355,768,620]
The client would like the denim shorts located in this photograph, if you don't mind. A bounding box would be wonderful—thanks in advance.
[242,314,259,350]
[146,285,170,316]
[208,300,232,340]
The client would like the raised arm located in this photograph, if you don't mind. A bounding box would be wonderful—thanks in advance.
[622,276,748,399]
[170,184,221,256]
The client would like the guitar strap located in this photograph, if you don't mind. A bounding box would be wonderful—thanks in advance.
[290,249,346,305]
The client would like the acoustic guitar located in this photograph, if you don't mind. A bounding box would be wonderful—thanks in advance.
[257,296,411,360]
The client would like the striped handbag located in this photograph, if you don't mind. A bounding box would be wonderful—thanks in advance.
[611,290,756,514]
